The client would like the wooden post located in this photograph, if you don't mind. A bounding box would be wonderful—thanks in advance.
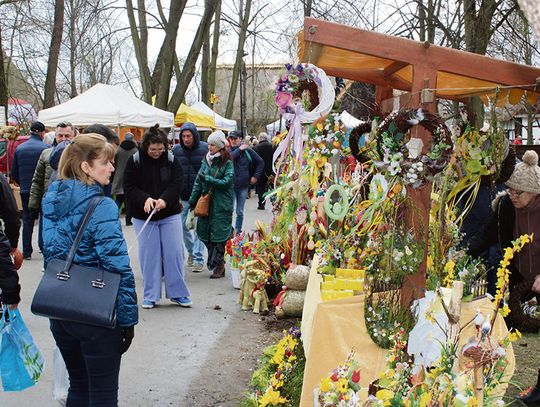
[401,59,437,305]
[474,367,484,407]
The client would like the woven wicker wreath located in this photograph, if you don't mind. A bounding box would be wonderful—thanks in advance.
[348,109,453,187]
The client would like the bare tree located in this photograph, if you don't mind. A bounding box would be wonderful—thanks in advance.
[43,0,64,108]
[224,0,252,118]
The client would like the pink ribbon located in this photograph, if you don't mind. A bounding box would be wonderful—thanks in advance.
[272,102,305,186]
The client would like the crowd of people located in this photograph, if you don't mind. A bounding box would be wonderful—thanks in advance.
[0,120,274,406]
[2,120,540,405]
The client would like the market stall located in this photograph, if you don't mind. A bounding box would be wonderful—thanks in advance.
[174,103,214,129]
[237,17,540,407]
[38,83,174,128]
[191,101,236,131]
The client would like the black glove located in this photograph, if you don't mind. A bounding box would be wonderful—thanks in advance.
[119,326,134,354]
[29,207,40,220]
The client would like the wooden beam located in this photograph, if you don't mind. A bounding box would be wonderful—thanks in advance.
[314,66,412,92]
[303,17,540,89]
[384,61,409,77]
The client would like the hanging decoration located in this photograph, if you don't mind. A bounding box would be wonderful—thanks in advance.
[272,63,335,178]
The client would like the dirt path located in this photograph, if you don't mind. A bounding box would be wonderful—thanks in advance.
[182,313,298,407]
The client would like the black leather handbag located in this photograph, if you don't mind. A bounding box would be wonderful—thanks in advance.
[31,196,121,329]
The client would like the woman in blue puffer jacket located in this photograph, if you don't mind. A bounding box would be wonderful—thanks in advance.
[41,133,138,407]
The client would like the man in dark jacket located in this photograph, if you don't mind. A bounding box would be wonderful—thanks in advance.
[0,172,21,309]
[112,133,138,226]
[228,130,264,233]
[252,132,274,210]
[11,121,48,259]
[172,122,207,271]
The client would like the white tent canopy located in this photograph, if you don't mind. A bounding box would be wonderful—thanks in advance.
[266,118,287,136]
[38,83,175,128]
[190,101,237,131]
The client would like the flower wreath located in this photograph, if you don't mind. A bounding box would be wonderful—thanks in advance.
[350,109,453,188]
[274,62,334,123]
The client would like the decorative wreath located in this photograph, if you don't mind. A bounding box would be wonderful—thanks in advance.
[323,184,349,221]
[349,109,453,188]
[508,280,540,333]
[274,63,334,124]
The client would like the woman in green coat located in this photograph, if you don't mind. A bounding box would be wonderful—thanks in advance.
[189,131,234,278]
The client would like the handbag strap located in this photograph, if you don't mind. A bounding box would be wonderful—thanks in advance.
[61,196,103,274]
[207,161,223,195]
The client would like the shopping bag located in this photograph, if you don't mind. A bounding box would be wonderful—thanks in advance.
[0,308,44,391]
[52,347,68,403]
[185,209,196,231]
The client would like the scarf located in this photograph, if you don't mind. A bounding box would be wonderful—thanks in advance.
[514,194,540,281]
[206,151,221,166]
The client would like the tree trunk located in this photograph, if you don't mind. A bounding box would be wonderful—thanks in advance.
[304,0,312,17]
[154,0,187,109]
[462,0,498,128]
[0,25,7,123]
[69,0,77,98]
[225,0,252,118]
[167,0,218,114]
[126,0,152,103]
[43,0,64,108]
[208,0,221,99]
[201,0,211,105]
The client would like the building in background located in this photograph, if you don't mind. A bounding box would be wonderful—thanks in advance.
[214,64,283,135]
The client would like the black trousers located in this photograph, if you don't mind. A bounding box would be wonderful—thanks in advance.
[204,241,226,270]
[50,320,123,407]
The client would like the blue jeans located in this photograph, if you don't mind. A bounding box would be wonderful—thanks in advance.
[20,192,35,257]
[50,319,123,407]
[181,200,204,264]
[234,186,249,233]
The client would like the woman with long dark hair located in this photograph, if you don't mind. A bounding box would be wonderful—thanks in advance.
[189,131,234,278]
[123,124,191,308]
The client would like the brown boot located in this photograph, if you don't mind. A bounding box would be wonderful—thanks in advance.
[210,263,225,279]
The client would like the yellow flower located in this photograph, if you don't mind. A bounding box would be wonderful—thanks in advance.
[317,123,324,131]
[259,388,287,406]
[419,392,431,406]
[376,389,395,401]
[320,377,333,393]
[508,329,521,342]
[426,255,434,272]
[336,378,348,393]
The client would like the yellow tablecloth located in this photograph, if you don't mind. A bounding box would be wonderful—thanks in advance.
[299,256,514,406]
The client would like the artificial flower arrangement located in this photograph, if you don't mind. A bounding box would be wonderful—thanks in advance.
[243,327,304,407]
[317,350,362,406]
[305,114,346,186]
[354,109,453,189]
[275,63,321,113]
[440,249,486,301]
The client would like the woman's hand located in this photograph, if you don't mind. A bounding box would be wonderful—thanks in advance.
[144,197,156,213]
[119,326,135,354]
[532,274,540,293]
[155,199,167,211]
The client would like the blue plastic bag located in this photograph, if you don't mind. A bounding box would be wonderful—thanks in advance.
[0,308,44,391]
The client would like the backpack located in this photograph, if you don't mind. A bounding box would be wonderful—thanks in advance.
[132,150,174,165]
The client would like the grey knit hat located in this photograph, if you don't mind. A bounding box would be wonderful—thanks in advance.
[505,150,540,194]
[207,130,227,149]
